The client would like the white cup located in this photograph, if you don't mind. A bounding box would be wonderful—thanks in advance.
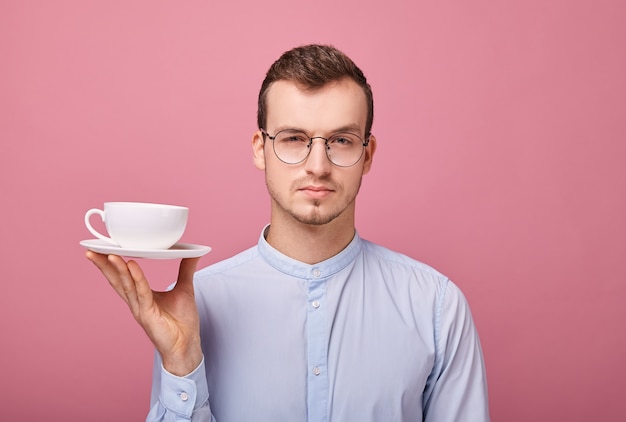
[84,202,189,249]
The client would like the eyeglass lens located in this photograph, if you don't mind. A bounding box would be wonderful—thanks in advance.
[272,130,365,167]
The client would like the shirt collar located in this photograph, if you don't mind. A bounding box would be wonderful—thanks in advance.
[257,224,363,279]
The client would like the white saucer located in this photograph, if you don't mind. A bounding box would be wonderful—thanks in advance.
[80,239,212,259]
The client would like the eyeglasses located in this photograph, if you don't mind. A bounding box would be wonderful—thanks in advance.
[261,129,370,167]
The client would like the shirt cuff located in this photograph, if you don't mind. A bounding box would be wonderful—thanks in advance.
[159,357,209,417]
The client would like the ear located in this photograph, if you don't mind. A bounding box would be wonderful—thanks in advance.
[361,135,377,175]
[252,130,266,170]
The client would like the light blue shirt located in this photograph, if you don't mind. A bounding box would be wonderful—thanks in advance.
[148,228,490,421]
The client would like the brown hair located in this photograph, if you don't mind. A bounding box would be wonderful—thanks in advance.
[257,44,374,136]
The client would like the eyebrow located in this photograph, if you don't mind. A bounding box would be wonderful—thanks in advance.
[273,124,363,135]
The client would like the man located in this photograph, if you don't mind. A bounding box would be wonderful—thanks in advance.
[87,44,490,421]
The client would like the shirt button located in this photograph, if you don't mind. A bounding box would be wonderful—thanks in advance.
[180,392,189,401]
[312,300,320,309]
[312,366,321,376]
[313,269,321,277]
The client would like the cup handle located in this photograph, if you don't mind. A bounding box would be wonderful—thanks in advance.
[84,208,117,246]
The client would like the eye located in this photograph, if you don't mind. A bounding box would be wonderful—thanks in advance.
[278,131,308,144]
[329,133,357,146]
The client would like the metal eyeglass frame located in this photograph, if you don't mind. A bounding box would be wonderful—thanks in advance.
[260,128,371,167]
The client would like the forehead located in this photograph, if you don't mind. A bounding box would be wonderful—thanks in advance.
[265,79,368,134]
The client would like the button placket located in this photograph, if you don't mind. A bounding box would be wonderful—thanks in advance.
[306,271,329,421]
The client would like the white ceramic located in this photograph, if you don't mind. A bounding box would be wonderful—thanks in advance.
[84,202,189,249]
[79,239,211,259]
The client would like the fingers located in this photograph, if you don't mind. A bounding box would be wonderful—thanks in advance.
[126,258,157,318]
[85,250,117,280]
[109,255,144,312]
[174,257,201,294]
[85,251,147,314]
[86,251,199,320]
[86,251,128,299]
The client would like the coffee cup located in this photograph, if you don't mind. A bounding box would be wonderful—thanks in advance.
[84,202,189,249]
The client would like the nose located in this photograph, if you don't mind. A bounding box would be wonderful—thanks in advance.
[304,138,332,176]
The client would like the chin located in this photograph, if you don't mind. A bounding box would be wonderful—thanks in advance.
[291,207,344,226]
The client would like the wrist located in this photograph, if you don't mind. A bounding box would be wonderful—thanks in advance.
[161,343,203,377]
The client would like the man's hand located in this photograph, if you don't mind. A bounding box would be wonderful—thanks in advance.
[86,251,203,376]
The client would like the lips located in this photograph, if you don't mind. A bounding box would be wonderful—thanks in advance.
[298,185,334,198]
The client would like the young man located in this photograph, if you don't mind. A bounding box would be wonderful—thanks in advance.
[87,44,490,421]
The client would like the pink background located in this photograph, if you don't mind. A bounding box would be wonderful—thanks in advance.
[1,0,625,420]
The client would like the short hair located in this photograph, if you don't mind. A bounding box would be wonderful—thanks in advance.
[257,44,374,136]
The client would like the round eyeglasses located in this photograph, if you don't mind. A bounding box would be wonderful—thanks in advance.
[261,129,370,167]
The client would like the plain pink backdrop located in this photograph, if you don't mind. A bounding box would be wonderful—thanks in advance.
[1,0,625,420]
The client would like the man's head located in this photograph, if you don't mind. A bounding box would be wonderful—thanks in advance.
[257,44,374,137]
[252,45,377,230]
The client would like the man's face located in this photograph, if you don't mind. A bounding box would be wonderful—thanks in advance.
[253,78,376,227]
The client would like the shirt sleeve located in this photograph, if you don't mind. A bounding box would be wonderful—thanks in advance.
[146,352,215,421]
[423,279,490,422]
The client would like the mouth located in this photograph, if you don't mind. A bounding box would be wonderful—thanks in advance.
[298,185,334,199]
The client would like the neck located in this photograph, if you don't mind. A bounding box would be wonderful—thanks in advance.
[265,211,356,265]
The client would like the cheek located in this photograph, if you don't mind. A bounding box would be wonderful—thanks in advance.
[265,163,291,190]
[342,169,365,189]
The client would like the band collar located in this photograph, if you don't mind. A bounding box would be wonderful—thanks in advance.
[257,224,362,280]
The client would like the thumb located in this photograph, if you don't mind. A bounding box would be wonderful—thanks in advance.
[174,257,201,293]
